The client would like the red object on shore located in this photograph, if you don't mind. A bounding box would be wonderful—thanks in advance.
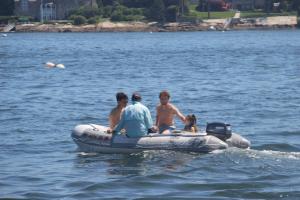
[208,0,231,11]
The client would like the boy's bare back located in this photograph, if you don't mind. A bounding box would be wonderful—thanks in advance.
[109,106,124,129]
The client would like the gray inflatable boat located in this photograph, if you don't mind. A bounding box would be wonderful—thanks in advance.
[71,122,250,153]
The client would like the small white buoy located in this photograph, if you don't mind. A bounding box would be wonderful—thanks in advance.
[45,62,65,69]
[1,34,7,37]
[46,62,56,68]
[55,64,65,69]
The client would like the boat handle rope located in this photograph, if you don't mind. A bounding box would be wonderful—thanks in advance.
[89,124,99,131]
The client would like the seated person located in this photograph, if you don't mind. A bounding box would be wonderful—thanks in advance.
[114,93,155,137]
[156,90,186,134]
[107,92,128,133]
[183,114,199,133]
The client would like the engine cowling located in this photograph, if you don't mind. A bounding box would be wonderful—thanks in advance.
[206,122,232,141]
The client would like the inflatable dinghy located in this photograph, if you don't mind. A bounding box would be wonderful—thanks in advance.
[71,122,250,153]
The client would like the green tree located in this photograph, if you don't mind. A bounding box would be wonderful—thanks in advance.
[102,0,113,6]
[196,0,205,12]
[82,7,103,18]
[291,0,300,14]
[148,0,165,22]
[180,0,190,15]
[163,0,189,15]
[69,7,103,19]
[111,10,124,21]
[73,15,87,25]
[0,0,14,16]
[122,0,153,8]
[88,16,100,24]
[103,6,113,18]
[165,5,178,22]
[96,0,104,7]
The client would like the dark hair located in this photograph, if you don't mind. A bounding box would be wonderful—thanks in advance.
[159,90,170,99]
[184,114,198,132]
[186,114,197,124]
[131,92,142,102]
[116,92,128,102]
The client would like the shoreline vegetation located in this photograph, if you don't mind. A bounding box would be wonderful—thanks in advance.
[2,16,298,33]
[1,0,299,33]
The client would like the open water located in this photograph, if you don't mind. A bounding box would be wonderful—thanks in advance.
[0,30,300,199]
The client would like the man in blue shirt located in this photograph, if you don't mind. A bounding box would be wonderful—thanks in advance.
[113,93,154,137]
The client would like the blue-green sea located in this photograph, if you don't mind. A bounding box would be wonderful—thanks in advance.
[1,30,300,199]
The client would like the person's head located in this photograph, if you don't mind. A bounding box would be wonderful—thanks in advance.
[131,92,142,102]
[185,114,197,126]
[159,90,170,105]
[116,92,128,107]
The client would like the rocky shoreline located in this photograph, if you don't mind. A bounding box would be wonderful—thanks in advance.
[1,16,298,33]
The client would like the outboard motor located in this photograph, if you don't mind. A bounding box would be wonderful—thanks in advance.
[206,122,232,141]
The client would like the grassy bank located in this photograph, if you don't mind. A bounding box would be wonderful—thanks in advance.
[188,4,297,20]
[188,4,235,19]
[188,11,297,20]
[0,16,18,23]
[189,11,235,19]
[241,11,298,18]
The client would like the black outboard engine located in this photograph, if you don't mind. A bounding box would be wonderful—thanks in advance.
[206,122,232,141]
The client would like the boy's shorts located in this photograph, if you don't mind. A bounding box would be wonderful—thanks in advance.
[159,124,176,134]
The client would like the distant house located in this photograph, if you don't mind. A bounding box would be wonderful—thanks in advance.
[227,0,266,11]
[14,0,98,21]
[197,0,231,11]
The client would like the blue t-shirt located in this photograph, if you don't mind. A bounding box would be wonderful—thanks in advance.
[114,101,153,137]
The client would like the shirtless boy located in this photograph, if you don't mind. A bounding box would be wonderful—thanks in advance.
[108,92,128,132]
[156,90,186,134]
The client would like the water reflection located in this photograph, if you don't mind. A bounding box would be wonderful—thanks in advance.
[74,151,200,176]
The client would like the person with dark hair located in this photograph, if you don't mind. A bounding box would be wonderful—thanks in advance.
[108,92,128,132]
[156,90,186,134]
[183,114,199,133]
[113,92,155,137]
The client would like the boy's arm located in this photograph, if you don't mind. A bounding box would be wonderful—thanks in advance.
[114,111,125,133]
[173,105,186,123]
[109,113,113,129]
[144,108,153,129]
[155,106,159,126]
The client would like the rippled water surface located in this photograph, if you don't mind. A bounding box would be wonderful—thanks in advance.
[1,30,300,199]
